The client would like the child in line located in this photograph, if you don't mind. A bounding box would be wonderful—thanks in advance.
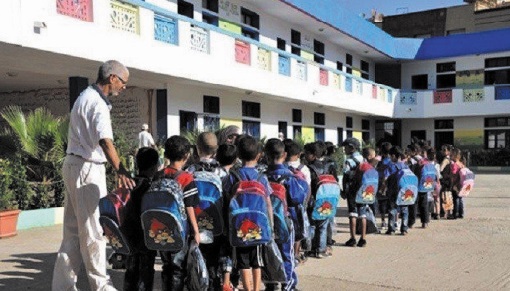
[223,136,273,291]
[386,146,409,235]
[427,148,442,220]
[439,145,454,219]
[450,148,465,219]
[160,135,201,291]
[341,138,366,247]
[323,142,339,252]
[121,147,160,291]
[265,138,307,291]
[376,142,393,230]
[362,147,379,221]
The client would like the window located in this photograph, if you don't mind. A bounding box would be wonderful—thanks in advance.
[362,119,370,130]
[337,127,344,145]
[314,55,324,64]
[202,14,218,26]
[314,40,324,56]
[242,28,258,40]
[485,56,510,68]
[202,0,218,12]
[243,120,260,138]
[241,7,259,29]
[242,101,260,118]
[485,130,510,149]
[315,128,325,141]
[179,110,197,132]
[346,54,352,66]
[485,117,510,127]
[485,69,510,85]
[337,61,343,71]
[434,119,454,130]
[412,74,428,90]
[291,46,300,56]
[203,95,219,114]
[436,62,456,73]
[361,60,369,73]
[292,109,302,123]
[291,29,301,45]
[436,74,456,88]
[346,130,353,138]
[346,116,353,128]
[293,125,302,136]
[314,112,325,125]
[277,38,286,51]
[178,0,194,18]
[361,73,369,80]
[203,115,220,132]
[362,132,370,143]
[278,121,287,138]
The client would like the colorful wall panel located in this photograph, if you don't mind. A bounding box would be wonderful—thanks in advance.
[110,0,139,34]
[353,132,363,144]
[190,25,209,53]
[302,126,315,143]
[319,69,328,86]
[352,68,361,78]
[400,91,417,105]
[456,69,484,88]
[495,86,510,100]
[454,129,484,149]
[57,0,93,21]
[219,19,241,34]
[300,50,314,61]
[433,90,452,104]
[278,55,290,76]
[345,77,352,92]
[372,85,377,99]
[332,74,340,89]
[235,40,250,65]
[463,88,484,102]
[354,79,362,95]
[257,48,271,71]
[218,0,241,23]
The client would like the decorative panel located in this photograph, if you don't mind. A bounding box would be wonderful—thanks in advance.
[433,90,453,104]
[300,50,314,61]
[495,85,510,100]
[352,68,361,77]
[154,15,178,45]
[257,48,271,71]
[354,79,362,95]
[332,74,340,89]
[190,25,209,53]
[57,0,93,21]
[456,69,484,88]
[379,87,386,101]
[219,19,242,34]
[372,85,377,99]
[110,0,139,34]
[235,40,250,65]
[345,77,352,92]
[400,91,417,105]
[295,61,307,81]
[278,55,290,76]
[319,69,328,86]
[387,89,393,103]
[463,88,484,102]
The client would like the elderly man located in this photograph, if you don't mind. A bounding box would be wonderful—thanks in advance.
[52,60,135,291]
[138,123,156,149]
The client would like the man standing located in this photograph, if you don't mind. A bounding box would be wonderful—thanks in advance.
[52,60,135,291]
[138,123,156,149]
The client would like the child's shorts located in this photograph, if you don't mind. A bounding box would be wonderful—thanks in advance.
[234,245,264,269]
[347,196,368,218]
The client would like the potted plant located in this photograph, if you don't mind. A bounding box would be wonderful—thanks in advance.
[0,158,21,238]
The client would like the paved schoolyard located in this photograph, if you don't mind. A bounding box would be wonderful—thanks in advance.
[1,172,509,290]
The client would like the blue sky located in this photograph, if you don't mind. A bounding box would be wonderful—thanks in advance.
[344,0,467,16]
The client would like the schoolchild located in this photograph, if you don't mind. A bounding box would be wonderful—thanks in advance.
[362,147,379,219]
[283,139,311,265]
[439,145,454,219]
[121,147,160,291]
[375,142,393,230]
[427,148,442,220]
[415,145,434,228]
[386,146,410,235]
[323,142,339,251]
[341,138,366,247]
[407,143,424,228]
[450,148,465,219]
[264,138,307,291]
[223,135,273,291]
[304,142,337,256]
[186,132,224,291]
[216,144,238,179]
[160,135,201,291]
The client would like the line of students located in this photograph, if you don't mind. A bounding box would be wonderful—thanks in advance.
[115,132,469,291]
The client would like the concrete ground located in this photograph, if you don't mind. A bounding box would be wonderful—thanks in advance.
[1,172,509,290]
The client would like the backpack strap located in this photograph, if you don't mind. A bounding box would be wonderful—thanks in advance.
[297,164,304,171]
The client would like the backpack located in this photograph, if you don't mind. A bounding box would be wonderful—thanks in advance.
[309,165,341,221]
[186,241,209,291]
[193,171,224,244]
[285,165,309,206]
[355,205,378,235]
[354,162,379,204]
[261,240,287,283]
[440,158,452,190]
[458,168,475,197]
[140,174,188,252]
[376,159,391,200]
[416,160,437,192]
[268,177,292,243]
[228,171,272,247]
[394,163,419,206]
[99,187,131,254]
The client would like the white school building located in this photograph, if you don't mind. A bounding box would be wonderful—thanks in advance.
[1,0,509,153]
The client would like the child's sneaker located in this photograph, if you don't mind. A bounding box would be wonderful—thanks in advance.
[385,230,395,235]
[381,221,388,229]
[345,237,357,247]
[357,238,367,247]
[401,230,408,236]
[325,246,333,257]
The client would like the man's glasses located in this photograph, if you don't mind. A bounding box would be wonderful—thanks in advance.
[114,74,127,85]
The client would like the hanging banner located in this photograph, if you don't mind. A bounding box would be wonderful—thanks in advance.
[456,69,483,88]
[218,0,241,23]
[302,126,315,143]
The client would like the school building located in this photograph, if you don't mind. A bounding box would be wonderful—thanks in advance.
[0,0,509,152]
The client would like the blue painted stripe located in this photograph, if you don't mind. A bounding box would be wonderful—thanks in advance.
[17,208,59,230]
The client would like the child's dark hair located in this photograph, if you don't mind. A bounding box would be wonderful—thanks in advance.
[362,147,375,160]
[390,146,405,160]
[264,138,285,163]
[164,135,191,161]
[216,144,237,166]
[441,144,453,152]
[136,147,159,172]
[237,135,262,161]
[284,139,302,157]
[325,141,336,156]
[408,143,421,155]
[316,141,327,158]
[380,142,392,156]
[304,142,322,158]
[426,147,436,162]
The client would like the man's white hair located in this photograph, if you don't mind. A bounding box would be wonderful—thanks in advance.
[97,60,129,83]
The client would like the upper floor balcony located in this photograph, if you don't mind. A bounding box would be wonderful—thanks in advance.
[0,0,397,117]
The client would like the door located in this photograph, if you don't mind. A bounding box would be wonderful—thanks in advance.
[435,131,454,150]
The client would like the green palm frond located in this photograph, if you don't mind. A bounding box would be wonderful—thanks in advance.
[0,105,35,155]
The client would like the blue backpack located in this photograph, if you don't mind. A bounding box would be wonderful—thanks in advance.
[309,165,341,221]
[140,174,188,252]
[416,160,437,192]
[268,176,292,243]
[193,171,224,244]
[99,188,131,255]
[229,171,272,247]
[395,163,419,206]
[355,162,379,204]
